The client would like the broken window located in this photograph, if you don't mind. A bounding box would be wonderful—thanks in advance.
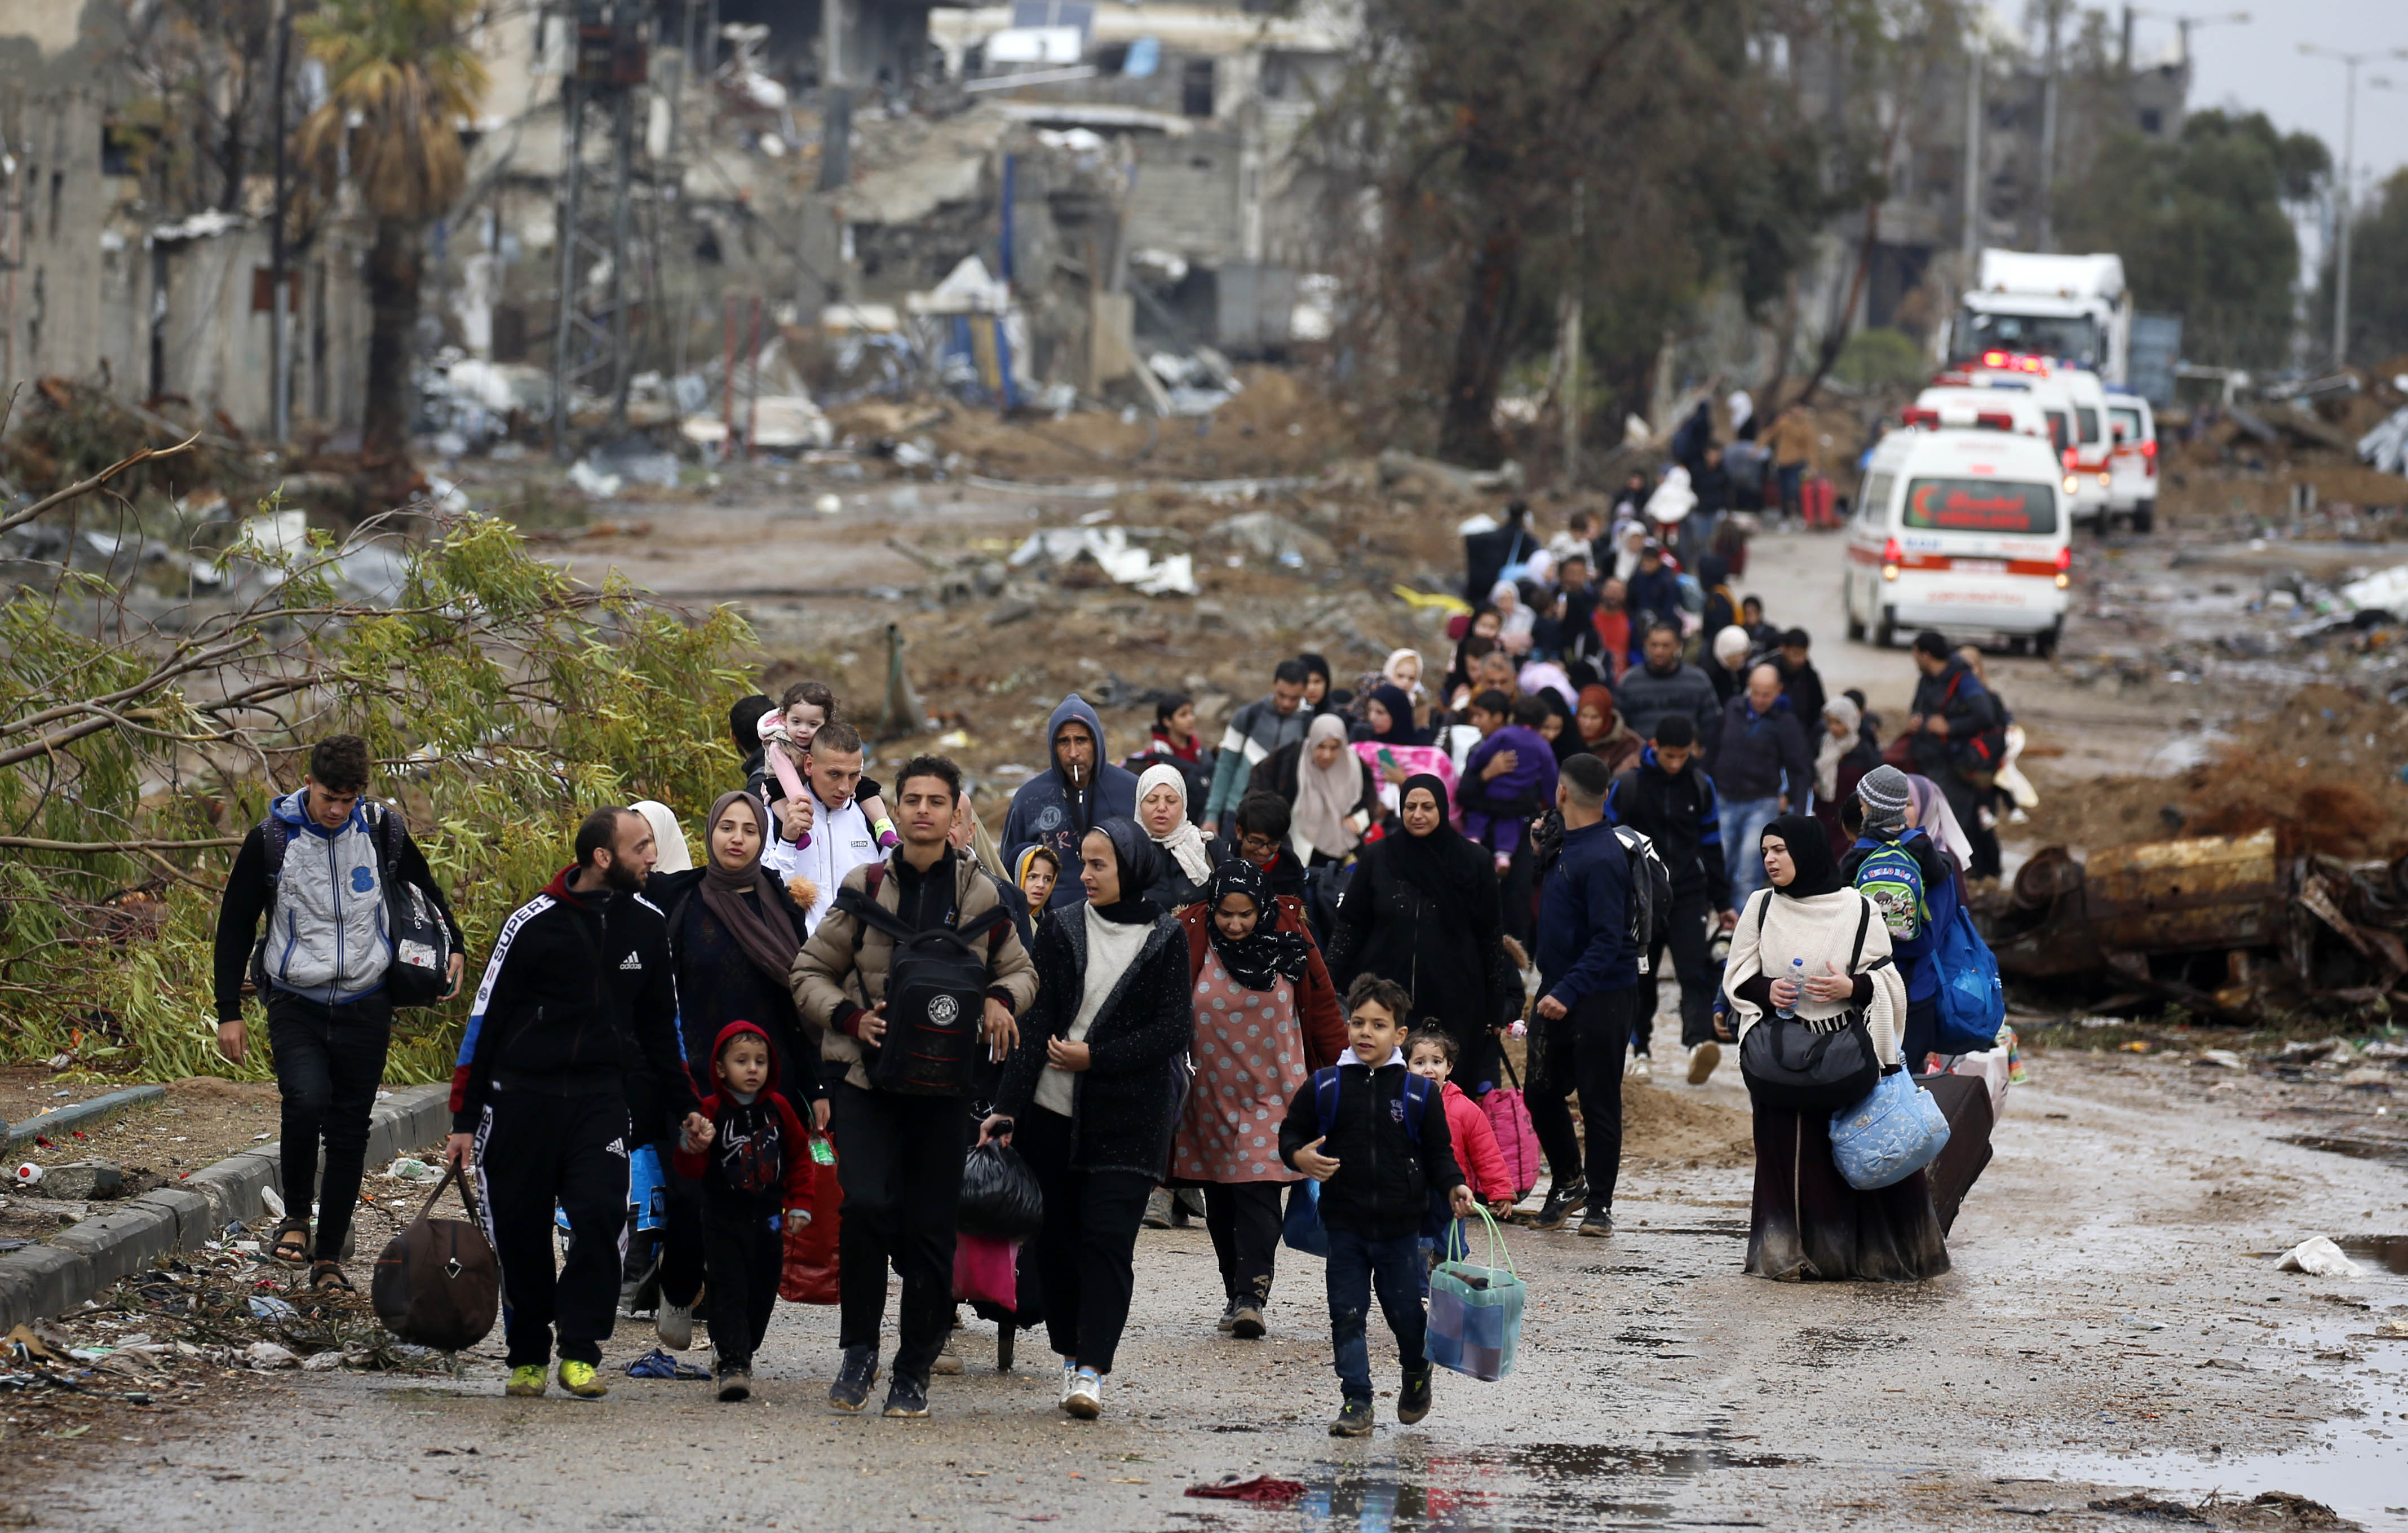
[1181,59,1215,117]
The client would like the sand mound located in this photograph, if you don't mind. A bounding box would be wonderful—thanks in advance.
[1623,1079,1754,1168]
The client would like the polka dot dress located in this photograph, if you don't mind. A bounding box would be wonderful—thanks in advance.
[1171,948,1308,1184]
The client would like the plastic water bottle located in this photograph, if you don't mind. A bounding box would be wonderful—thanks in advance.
[1776,957,1805,1019]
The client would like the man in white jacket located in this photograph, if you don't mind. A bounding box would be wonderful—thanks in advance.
[763,720,882,934]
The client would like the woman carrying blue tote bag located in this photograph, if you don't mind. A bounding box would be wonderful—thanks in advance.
[1722,815,1950,1283]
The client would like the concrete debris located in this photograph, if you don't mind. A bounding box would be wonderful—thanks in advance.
[2365,404,2408,476]
[1375,450,1525,498]
[1010,526,1197,596]
[2339,563,2408,617]
[566,460,625,499]
[1211,511,1335,568]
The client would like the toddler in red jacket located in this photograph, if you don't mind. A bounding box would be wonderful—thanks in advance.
[675,1021,817,1402]
[1407,1031,1517,1216]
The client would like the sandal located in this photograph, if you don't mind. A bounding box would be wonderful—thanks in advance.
[308,1260,353,1293]
[270,1218,312,1267]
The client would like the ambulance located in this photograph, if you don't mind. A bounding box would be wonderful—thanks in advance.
[2104,390,2159,534]
[1843,422,2071,657]
[1947,350,2110,531]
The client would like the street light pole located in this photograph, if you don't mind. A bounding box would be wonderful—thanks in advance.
[2301,43,2408,369]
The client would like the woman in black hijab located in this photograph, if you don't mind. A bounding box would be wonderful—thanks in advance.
[990,818,1193,1418]
[1720,814,1944,1284]
[1352,683,1431,749]
[1324,775,1520,1093]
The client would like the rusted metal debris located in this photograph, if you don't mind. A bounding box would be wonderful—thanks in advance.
[1977,829,2408,1020]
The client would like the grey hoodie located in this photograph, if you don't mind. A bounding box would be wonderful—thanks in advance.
[1001,695,1141,908]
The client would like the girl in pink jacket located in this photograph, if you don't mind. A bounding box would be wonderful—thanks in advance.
[1408,1031,1516,1214]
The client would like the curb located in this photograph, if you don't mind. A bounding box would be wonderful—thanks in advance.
[0,1082,452,1331]
[3,1086,169,1151]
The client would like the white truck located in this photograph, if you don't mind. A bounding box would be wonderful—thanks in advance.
[1950,249,2131,386]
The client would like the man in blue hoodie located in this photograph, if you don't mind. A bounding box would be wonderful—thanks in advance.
[1525,753,1637,1239]
[1001,695,1140,908]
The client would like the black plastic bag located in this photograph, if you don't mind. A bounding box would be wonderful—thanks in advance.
[957,1141,1044,1242]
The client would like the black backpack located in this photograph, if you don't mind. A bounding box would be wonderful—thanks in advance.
[840,865,1013,1097]
[1614,825,1676,974]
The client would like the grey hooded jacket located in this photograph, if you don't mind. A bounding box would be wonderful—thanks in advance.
[1000,695,1140,908]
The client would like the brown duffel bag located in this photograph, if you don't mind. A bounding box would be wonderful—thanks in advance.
[372,1163,499,1351]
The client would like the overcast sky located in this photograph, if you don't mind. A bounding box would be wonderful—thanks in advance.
[2152,0,2408,193]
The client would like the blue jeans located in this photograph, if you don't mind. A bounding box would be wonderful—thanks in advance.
[1325,1227,1427,1402]
[1721,796,1782,912]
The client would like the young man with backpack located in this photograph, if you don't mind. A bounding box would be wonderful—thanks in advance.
[1905,630,2002,834]
[791,756,1038,1420]
[211,734,464,1289]
[1524,753,1640,1238]
[444,806,709,1400]
[1604,713,1733,1083]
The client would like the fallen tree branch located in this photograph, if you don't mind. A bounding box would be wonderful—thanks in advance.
[0,835,245,853]
[0,434,202,537]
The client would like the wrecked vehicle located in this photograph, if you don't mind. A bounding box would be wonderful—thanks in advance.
[1978,828,2408,1018]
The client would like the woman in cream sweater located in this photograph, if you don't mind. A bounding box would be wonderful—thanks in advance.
[1722,814,1949,1283]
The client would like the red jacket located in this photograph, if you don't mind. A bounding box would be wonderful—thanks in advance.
[1442,1080,1513,1203]
[672,1020,816,1211]
[1179,897,1348,1070]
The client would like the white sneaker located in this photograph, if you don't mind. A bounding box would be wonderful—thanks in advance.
[656,1298,695,1350]
[1624,1052,1652,1081]
[1063,1366,1103,1419]
[1060,1360,1079,1407]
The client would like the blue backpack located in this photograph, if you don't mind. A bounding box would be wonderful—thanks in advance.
[1931,901,2006,1055]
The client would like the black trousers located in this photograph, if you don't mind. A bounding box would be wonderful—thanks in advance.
[265,990,393,1262]
[1017,1107,1152,1375]
[1498,844,1539,949]
[1630,886,1720,1055]
[1525,986,1638,1212]
[1202,1181,1285,1308]
[831,1083,964,1382]
[473,1090,630,1368]
[701,1194,783,1372]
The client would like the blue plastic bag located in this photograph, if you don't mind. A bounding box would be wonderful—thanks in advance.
[1424,1209,1525,1382]
[1281,1178,1327,1258]
[1932,902,2006,1055]
[1829,1068,1952,1190]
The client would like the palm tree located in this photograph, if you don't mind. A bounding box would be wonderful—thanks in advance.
[298,0,486,484]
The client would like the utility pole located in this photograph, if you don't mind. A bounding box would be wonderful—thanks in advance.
[550,1,650,457]
[2037,0,2064,252]
[2301,44,2407,370]
[1963,29,1985,272]
[1561,179,1583,488]
[269,0,293,447]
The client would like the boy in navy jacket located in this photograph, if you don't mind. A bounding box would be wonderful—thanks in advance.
[1281,975,1475,1439]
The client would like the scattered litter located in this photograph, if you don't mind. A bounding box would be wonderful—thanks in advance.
[624,1348,711,1381]
[2274,1236,2362,1278]
[1185,1477,1307,1503]
[259,1185,286,1218]
[2122,1315,2166,1331]
[386,1157,438,1183]
[566,459,625,499]
[247,1296,299,1323]
[241,1341,301,1369]
[2196,1049,2247,1071]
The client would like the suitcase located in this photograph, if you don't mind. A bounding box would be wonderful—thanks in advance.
[1914,1072,1995,1234]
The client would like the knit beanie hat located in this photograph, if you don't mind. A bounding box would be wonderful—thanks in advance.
[1857,764,1911,833]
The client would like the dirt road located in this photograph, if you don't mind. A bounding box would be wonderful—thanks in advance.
[42,1047,2407,1532]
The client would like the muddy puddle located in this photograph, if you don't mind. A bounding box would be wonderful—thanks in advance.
[1274,1432,1805,1531]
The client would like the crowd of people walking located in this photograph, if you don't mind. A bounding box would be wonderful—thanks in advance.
[211,494,2002,1437]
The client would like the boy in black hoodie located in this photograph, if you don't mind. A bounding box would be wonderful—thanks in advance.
[674,1020,818,1402]
[1281,974,1476,1438]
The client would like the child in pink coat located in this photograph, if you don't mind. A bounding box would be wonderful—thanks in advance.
[1408,1031,1516,1216]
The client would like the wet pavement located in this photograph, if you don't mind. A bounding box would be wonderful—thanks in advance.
[39,1048,2408,1532]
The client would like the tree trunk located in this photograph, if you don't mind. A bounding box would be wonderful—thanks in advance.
[362,215,420,485]
[1437,207,1521,467]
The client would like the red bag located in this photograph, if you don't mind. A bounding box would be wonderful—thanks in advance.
[778,1132,842,1305]
[1481,1053,1544,1200]
[953,1233,1018,1309]
[1882,732,1915,769]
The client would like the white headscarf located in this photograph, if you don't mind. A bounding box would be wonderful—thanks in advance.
[1135,763,1214,884]
[1905,774,1977,868]
[1382,647,1426,700]
[1290,714,1362,863]
[1816,696,1862,801]
[630,801,693,874]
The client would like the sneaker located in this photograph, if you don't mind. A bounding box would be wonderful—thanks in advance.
[504,1364,546,1398]
[1625,1051,1653,1081]
[1532,1177,1587,1231]
[1687,1041,1721,1085]
[1577,1206,1615,1239]
[1330,1398,1375,1438]
[828,1346,879,1412]
[932,1342,964,1376]
[1397,1365,1432,1425]
[716,1366,751,1403]
[1229,1305,1265,1340]
[656,1297,695,1350]
[1063,1366,1102,1419]
[1216,1299,1240,1334]
[882,1375,931,1418]
[1060,1359,1079,1406]
[555,1359,607,1399]
[1143,1189,1174,1229]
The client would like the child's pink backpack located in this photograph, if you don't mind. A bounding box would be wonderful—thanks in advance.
[1482,1053,1543,1200]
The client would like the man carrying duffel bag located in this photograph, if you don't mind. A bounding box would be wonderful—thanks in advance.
[791,754,1037,1421]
